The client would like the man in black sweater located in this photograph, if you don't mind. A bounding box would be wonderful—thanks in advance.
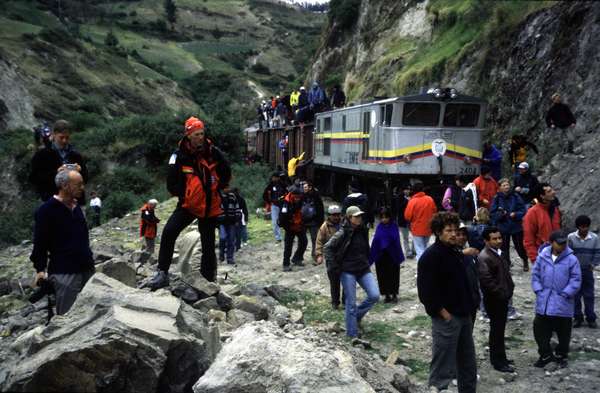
[417,212,477,393]
[545,93,576,154]
[30,120,88,203]
[30,169,95,315]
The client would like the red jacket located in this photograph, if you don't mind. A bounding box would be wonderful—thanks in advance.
[473,175,498,209]
[404,192,437,237]
[140,204,160,239]
[523,202,561,261]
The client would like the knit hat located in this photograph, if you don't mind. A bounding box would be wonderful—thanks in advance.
[184,116,205,136]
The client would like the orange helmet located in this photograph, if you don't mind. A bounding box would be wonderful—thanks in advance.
[184,116,205,136]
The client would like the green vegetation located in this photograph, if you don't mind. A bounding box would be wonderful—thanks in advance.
[329,0,362,31]
[404,358,429,381]
[406,315,432,329]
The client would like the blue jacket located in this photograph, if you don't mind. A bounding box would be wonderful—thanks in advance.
[308,86,326,107]
[532,245,582,318]
[483,144,502,181]
[490,192,525,235]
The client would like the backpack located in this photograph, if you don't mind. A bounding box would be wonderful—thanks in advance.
[301,198,316,222]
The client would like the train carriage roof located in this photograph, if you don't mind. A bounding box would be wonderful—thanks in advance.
[317,92,487,116]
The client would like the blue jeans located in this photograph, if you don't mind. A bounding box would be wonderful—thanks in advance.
[341,271,380,337]
[575,266,596,322]
[219,224,237,263]
[413,235,431,261]
[271,205,282,241]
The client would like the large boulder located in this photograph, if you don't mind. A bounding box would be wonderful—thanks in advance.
[95,257,136,287]
[0,273,220,393]
[193,321,377,393]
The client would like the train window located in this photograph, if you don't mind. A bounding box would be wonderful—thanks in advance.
[379,104,394,126]
[443,104,480,127]
[362,111,370,132]
[323,138,331,156]
[342,115,346,131]
[402,103,440,126]
[323,117,332,131]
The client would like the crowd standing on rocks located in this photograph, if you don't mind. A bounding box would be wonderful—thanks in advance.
[6,89,598,392]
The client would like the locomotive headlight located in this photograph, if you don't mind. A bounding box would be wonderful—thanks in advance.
[434,88,443,98]
[403,155,411,164]
[450,88,458,99]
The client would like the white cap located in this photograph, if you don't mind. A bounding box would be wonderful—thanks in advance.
[518,162,529,169]
[300,86,306,90]
[327,205,341,214]
[148,199,159,205]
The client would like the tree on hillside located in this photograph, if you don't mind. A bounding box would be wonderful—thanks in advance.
[164,0,177,29]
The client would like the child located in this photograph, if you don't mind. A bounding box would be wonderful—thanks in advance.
[370,207,405,303]
[568,215,600,328]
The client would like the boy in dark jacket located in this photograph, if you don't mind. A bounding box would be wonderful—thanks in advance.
[280,185,308,271]
[302,181,325,261]
[233,188,249,250]
[417,212,477,393]
[324,206,379,338]
[263,172,286,242]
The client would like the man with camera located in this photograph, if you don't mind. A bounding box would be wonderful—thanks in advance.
[30,169,95,315]
[30,119,88,204]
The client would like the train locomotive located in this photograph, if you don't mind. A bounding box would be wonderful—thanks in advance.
[312,88,487,205]
[254,88,487,208]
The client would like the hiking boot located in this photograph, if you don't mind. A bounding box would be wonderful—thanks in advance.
[573,319,583,328]
[588,321,598,329]
[534,355,555,368]
[283,265,292,272]
[142,270,169,291]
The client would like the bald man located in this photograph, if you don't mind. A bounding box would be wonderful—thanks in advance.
[30,169,95,316]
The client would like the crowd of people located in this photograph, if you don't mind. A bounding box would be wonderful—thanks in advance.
[256,81,346,128]
[25,92,592,393]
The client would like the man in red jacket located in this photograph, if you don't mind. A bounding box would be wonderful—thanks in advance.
[473,166,498,209]
[523,183,561,264]
[404,182,437,261]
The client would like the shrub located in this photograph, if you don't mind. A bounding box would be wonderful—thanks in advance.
[230,162,272,209]
[329,0,361,31]
[105,31,119,47]
[250,63,271,75]
[103,190,139,218]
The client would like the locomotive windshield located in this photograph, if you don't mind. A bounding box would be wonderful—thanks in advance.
[402,103,440,126]
[443,103,480,127]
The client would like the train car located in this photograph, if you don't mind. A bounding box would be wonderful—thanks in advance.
[312,88,487,203]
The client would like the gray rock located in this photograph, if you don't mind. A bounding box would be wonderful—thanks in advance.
[193,297,220,313]
[226,309,256,328]
[92,244,122,263]
[0,273,220,393]
[185,272,220,299]
[207,309,226,322]
[233,295,269,321]
[264,283,295,302]
[170,281,201,304]
[216,291,234,311]
[130,250,150,266]
[95,258,136,287]
[193,321,377,393]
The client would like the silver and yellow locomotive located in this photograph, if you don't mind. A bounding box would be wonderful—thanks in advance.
[313,88,486,200]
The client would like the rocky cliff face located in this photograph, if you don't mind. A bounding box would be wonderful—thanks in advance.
[310,0,600,229]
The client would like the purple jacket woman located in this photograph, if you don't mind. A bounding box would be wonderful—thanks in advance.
[532,245,582,317]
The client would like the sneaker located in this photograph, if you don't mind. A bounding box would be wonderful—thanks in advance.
[292,260,305,267]
[141,270,169,291]
[573,319,583,328]
[534,355,555,368]
[283,265,292,272]
[507,311,522,320]
[555,356,568,368]
[588,321,598,329]
[493,364,515,373]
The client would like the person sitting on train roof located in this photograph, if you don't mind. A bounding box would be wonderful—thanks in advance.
[482,142,503,181]
[473,166,498,210]
[331,84,346,109]
[308,82,327,113]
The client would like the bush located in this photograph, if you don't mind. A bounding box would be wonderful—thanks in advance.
[230,162,272,209]
[329,0,361,31]
[101,166,154,195]
[103,190,139,218]
[105,31,119,47]
[250,63,271,75]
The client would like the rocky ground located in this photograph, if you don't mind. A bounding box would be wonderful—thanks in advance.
[1,198,600,392]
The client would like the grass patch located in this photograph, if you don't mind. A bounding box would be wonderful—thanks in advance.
[406,315,432,329]
[279,288,344,325]
[363,320,406,348]
[246,217,273,246]
[404,358,430,381]
[571,351,600,362]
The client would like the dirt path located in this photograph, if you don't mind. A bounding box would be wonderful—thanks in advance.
[222,218,600,392]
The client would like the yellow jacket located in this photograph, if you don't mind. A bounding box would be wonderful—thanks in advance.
[288,152,305,177]
[290,91,300,106]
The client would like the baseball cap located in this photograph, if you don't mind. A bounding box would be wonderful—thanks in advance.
[346,206,365,217]
[549,230,568,245]
[518,162,529,170]
[327,205,341,214]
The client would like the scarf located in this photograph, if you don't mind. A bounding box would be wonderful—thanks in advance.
[369,221,405,266]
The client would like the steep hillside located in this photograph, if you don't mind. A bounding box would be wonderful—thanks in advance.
[310,0,600,228]
[0,0,325,247]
